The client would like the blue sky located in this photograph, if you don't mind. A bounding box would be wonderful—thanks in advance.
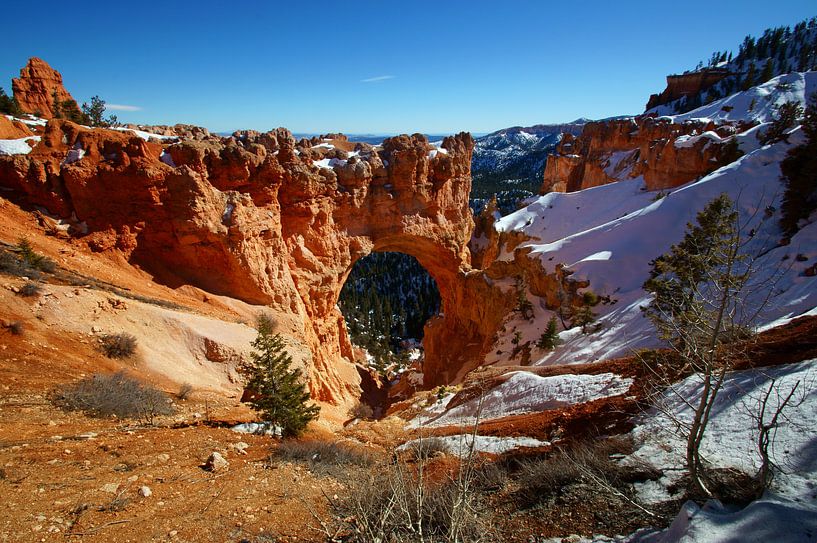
[1,1,814,134]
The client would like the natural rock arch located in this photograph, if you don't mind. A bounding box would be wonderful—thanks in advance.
[0,122,514,405]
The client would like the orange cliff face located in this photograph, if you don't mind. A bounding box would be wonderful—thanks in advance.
[12,57,79,119]
[645,69,732,111]
[541,116,750,195]
[0,119,519,400]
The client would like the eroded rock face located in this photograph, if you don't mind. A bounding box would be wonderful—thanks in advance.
[541,116,746,194]
[0,116,32,139]
[646,69,731,111]
[12,58,78,119]
[0,120,504,401]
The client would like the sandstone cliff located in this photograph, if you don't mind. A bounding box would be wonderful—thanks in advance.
[541,116,747,194]
[12,57,78,119]
[646,69,731,111]
[0,119,523,400]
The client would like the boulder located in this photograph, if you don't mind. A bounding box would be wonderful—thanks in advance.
[203,451,229,472]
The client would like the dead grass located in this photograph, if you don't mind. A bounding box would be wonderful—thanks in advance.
[271,439,378,476]
[98,332,137,359]
[52,371,174,424]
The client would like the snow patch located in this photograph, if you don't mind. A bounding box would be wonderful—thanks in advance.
[0,136,39,156]
[398,434,549,457]
[411,371,632,428]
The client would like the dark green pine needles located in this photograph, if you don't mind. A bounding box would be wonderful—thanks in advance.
[242,315,320,438]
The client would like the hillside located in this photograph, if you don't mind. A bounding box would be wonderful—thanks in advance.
[2,15,817,542]
[647,16,817,114]
[470,121,587,212]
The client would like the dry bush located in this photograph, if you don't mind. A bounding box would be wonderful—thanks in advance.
[6,321,23,335]
[98,332,137,359]
[513,436,651,508]
[17,281,42,297]
[0,250,32,277]
[332,460,496,543]
[349,400,374,420]
[53,371,174,424]
[271,439,377,476]
[176,382,194,400]
[401,437,449,461]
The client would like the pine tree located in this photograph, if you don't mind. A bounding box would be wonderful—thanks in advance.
[81,96,118,128]
[642,193,752,498]
[741,63,756,91]
[0,87,20,116]
[51,90,63,119]
[572,305,597,334]
[758,101,803,145]
[536,317,560,350]
[515,279,534,320]
[759,60,774,83]
[780,93,817,237]
[241,315,319,437]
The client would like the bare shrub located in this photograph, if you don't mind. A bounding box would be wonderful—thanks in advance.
[6,321,23,335]
[0,250,31,277]
[513,437,654,510]
[176,382,193,400]
[53,371,174,424]
[349,400,374,420]
[17,281,42,297]
[332,461,496,542]
[401,437,449,461]
[98,332,137,359]
[272,439,377,476]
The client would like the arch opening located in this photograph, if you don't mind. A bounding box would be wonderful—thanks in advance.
[338,251,440,380]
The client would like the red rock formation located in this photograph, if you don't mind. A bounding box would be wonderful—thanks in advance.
[0,121,517,399]
[0,116,32,139]
[646,69,731,111]
[541,116,746,194]
[12,58,79,119]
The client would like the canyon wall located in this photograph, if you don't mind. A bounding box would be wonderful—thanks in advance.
[541,116,746,194]
[0,119,515,400]
[645,69,731,111]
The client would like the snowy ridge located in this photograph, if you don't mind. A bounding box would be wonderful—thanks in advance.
[660,71,817,124]
[492,124,817,367]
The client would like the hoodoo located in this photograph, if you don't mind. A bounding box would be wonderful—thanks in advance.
[11,57,79,119]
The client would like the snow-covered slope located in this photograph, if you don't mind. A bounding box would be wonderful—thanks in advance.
[629,359,817,543]
[491,123,817,367]
[662,71,817,124]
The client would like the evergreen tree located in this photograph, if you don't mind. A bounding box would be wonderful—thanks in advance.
[51,90,63,119]
[241,315,319,437]
[81,96,118,127]
[642,193,759,498]
[758,100,803,145]
[0,87,20,116]
[536,317,560,350]
[759,60,774,83]
[515,279,534,320]
[572,305,597,334]
[741,63,756,91]
[643,194,744,348]
[780,93,817,237]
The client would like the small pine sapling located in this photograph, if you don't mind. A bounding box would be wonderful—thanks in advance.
[241,314,320,438]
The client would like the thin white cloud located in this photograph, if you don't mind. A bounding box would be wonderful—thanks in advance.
[360,75,395,83]
[106,104,142,112]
